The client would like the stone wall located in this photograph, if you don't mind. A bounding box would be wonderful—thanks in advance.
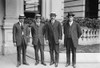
[0,0,5,54]
[64,0,85,18]
[98,0,100,19]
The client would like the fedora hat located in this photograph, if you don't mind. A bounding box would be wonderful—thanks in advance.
[67,12,75,17]
[19,14,25,19]
[50,12,56,16]
[35,14,41,17]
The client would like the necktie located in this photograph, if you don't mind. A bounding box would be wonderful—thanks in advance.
[21,23,24,30]
[21,23,24,35]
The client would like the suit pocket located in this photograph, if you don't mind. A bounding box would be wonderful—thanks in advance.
[16,37,21,45]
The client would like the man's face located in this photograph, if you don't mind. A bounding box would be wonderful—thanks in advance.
[19,18,24,23]
[69,16,74,22]
[50,15,56,20]
[36,17,41,23]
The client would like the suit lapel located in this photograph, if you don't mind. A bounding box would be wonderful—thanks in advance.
[40,23,43,29]
[66,21,70,28]
[34,21,43,31]
[49,20,57,28]
[53,20,57,27]
[49,20,54,31]
[71,21,74,27]
[23,24,26,33]
[70,21,76,33]
[17,22,22,30]
[71,21,75,28]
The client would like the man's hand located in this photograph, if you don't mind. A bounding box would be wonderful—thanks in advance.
[59,39,62,45]
[27,42,30,46]
[13,43,16,47]
[45,40,49,45]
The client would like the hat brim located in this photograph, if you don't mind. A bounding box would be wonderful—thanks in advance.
[36,16,41,17]
[67,14,75,17]
[50,14,56,16]
[19,16,26,19]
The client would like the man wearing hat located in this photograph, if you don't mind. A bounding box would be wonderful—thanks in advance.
[13,14,30,67]
[45,12,62,67]
[30,14,46,66]
[63,12,82,68]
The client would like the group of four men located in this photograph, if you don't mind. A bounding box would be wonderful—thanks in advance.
[13,12,82,68]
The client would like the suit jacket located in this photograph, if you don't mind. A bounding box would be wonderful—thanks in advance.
[63,20,82,48]
[31,22,46,46]
[45,20,62,44]
[13,22,30,46]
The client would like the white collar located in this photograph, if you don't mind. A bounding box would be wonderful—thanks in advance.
[19,22,21,24]
[51,20,55,24]
[69,21,73,26]
[19,22,24,26]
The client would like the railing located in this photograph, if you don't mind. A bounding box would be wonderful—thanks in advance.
[29,27,100,46]
[79,27,100,45]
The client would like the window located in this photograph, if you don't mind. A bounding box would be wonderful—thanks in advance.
[85,0,98,19]
[24,0,42,18]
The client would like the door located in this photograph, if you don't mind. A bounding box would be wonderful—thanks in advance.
[85,0,98,19]
[24,0,42,18]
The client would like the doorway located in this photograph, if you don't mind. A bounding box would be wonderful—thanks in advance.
[85,0,98,19]
[24,0,42,18]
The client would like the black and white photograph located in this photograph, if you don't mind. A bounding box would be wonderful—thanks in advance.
[0,0,100,68]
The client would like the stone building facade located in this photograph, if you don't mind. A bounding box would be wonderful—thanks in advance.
[0,0,64,55]
[0,0,100,62]
[64,0,100,19]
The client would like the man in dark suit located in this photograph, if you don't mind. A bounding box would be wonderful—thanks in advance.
[63,12,82,68]
[45,12,62,67]
[13,14,30,67]
[31,14,46,66]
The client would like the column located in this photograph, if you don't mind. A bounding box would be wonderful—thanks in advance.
[2,0,24,55]
[42,0,46,18]
[51,0,64,21]
[0,0,5,55]
[98,0,100,19]
[42,0,51,19]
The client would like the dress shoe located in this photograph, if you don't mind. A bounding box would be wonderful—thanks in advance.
[41,62,46,66]
[55,63,58,67]
[23,62,29,65]
[16,63,21,67]
[35,62,39,65]
[65,64,70,67]
[72,64,76,68]
[50,61,55,65]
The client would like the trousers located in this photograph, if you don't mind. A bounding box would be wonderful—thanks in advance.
[34,39,45,63]
[17,36,27,63]
[49,38,59,63]
[65,38,76,65]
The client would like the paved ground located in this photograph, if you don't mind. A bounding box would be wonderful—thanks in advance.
[44,44,100,53]
[0,43,100,68]
[0,53,100,68]
[0,48,100,68]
